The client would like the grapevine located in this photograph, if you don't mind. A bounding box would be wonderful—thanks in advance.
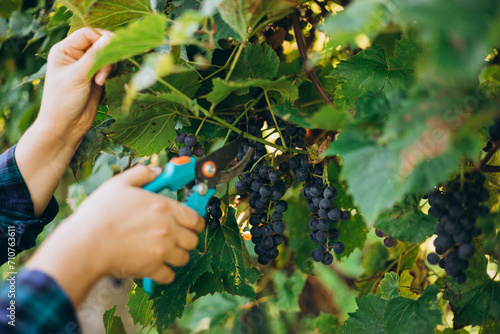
[1,0,500,333]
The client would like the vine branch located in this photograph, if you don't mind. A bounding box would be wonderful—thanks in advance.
[479,139,500,170]
[291,10,333,107]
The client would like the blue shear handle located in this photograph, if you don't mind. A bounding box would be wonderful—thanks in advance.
[141,158,216,295]
[143,157,196,193]
[142,187,216,295]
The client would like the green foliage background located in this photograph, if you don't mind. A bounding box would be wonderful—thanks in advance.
[1,0,500,333]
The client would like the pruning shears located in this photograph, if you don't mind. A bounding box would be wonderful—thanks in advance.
[141,134,252,294]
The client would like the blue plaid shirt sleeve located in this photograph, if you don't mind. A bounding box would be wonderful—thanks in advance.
[0,146,79,333]
[0,145,59,265]
[0,270,80,334]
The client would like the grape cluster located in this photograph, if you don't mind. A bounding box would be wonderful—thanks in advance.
[176,132,205,157]
[300,165,348,264]
[426,172,489,284]
[235,159,289,265]
[205,197,222,230]
[374,229,397,248]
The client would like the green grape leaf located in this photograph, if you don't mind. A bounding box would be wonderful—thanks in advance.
[309,105,349,131]
[9,10,32,37]
[477,213,500,262]
[444,276,500,329]
[326,126,403,223]
[273,271,307,312]
[285,186,316,273]
[398,0,500,81]
[0,0,21,18]
[271,100,311,128]
[169,0,200,20]
[69,128,109,175]
[332,31,421,111]
[313,313,340,333]
[399,270,418,299]
[216,0,305,40]
[193,208,261,298]
[384,285,442,334]
[152,250,213,332]
[327,160,368,259]
[378,270,418,301]
[379,272,399,300]
[320,0,391,48]
[103,305,127,334]
[338,294,387,334]
[231,43,279,81]
[69,0,152,32]
[375,195,437,244]
[88,14,166,79]
[205,77,298,105]
[127,285,154,327]
[105,93,181,156]
[190,272,224,299]
[335,212,367,260]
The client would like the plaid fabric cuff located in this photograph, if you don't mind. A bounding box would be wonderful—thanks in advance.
[0,145,59,265]
[0,269,80,333]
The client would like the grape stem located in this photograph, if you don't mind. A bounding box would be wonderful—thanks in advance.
[479,138,500,170]
[225,43,245,81]
[291,10,333,107]
[482,165,500,173]
[135,58,303,153]
[264,91,288,150]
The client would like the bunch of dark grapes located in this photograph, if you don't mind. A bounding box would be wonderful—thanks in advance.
[176,132,205,157]
[426,171,489,284]
[482,117,500,152]
[205,197,222,230]
[374,229,397,248]
[234,161,288,265]
[300,163,348,264]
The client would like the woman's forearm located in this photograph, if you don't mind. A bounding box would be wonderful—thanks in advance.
[15,119,84,217]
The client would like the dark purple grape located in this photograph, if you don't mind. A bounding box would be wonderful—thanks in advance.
[269,171,281,182]
[333,242,345,254]
[316,230,327,241]
[267,247,280,260]
[311,248,323,262]
[341,210,351,221]
[328,209,341,221]
[274,200,288,213]
[272,212,283,221]
[235,180,248,192]
[184,134,197,147]
[179,146,192,156]
[427,253,439,265]
[323,186,337,200]
[193,147,205,157]
[458,243,474,260]
[258,255,270,265]
[321,252,334,265]
[254,245,266,255]
[328,228,339,241]
[273,234,284,245]
[375,228,384,238]
[261,237,274,249]
[384,237,396,248]
[176,132,186,143]
[317,219,329,232]
[250,226,262,237]
[272,221,286,234]
[319,198,333,210]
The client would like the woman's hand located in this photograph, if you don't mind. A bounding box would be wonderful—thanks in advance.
[37,27,115,138]
[26,165,205,307]
[15,27,115,216]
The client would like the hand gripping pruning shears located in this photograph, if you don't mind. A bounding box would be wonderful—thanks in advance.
[141,134,252,294]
